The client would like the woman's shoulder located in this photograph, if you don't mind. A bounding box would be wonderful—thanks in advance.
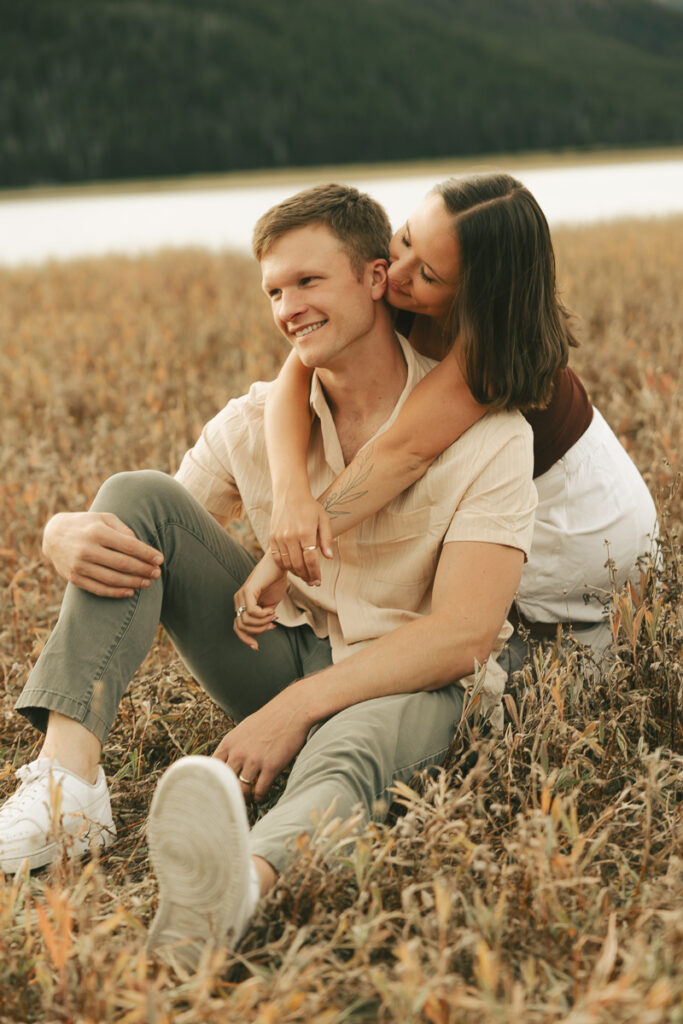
[524,368,593,477]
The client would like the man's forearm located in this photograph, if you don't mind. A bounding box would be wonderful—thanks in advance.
[285,539,523,730]
[288,608,492,733]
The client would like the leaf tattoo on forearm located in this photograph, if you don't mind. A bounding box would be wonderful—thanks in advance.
[321,443,375,519]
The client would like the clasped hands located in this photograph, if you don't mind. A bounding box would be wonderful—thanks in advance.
[233,492,333,650]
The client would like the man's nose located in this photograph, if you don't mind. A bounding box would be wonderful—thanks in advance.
[280,290,307,322]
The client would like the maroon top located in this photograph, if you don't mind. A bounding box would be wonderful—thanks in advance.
[524,368,593,478]
[394,312,593,478]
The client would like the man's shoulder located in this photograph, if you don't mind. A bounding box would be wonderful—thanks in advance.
[208,379,272,433]
[437,406,532,469]
[475,407,533,444]
[227,379,272,413]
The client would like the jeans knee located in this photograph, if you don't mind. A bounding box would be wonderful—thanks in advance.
[93,470,174,513]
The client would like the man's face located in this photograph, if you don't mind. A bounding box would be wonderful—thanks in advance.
[260,224,384,370]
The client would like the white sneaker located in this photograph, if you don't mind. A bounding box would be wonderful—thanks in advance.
[146,756,259,970]
[0,758,116,874]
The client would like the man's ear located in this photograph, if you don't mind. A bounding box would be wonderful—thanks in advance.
[368,259,388,300]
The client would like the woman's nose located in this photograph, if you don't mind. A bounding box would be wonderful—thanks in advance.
[390,255,411,284]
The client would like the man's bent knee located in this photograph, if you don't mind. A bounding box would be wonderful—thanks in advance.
[92,470,179,513]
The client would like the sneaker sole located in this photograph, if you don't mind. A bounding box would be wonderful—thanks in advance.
[146,756,251,969]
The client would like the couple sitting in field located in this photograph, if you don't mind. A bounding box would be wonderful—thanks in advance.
[0,177,656,967]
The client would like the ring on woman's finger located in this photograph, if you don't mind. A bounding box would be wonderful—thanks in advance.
[236,604,247,618]
[302,545,317,552]
[238,773,254,786]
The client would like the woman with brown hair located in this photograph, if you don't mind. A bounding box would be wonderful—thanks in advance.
[239,173,657,669]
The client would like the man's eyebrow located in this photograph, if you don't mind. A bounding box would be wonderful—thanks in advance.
[262,268,326,291]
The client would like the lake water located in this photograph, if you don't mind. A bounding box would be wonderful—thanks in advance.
[0,157,681,267]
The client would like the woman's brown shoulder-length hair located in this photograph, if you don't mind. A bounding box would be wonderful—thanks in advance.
[435,173,578,411]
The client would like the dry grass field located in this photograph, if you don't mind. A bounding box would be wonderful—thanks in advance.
[0,216,681,1023]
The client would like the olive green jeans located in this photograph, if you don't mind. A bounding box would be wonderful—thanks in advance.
[16,471,465,872]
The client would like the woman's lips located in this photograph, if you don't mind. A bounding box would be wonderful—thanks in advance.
[388,279,409,297]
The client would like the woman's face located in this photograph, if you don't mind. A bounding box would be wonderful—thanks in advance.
[387,193,460,323]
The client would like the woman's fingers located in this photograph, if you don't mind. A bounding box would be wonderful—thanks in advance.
[317,510,334,561]
[301,542,321,583]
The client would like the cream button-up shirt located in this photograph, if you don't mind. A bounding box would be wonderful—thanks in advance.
[176,335,537,724]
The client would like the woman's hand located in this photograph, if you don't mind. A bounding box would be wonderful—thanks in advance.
[269,491,333,584]
[233,552,289,650]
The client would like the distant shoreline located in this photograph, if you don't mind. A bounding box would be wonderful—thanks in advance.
[2,145,682,203]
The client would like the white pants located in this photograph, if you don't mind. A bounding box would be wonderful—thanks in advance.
[517,408,658,624]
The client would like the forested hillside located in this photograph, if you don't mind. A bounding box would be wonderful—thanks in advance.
[2,0,682,187]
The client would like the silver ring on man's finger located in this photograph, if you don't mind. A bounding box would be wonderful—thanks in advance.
[238,773,253,786]
[236,604,247,618]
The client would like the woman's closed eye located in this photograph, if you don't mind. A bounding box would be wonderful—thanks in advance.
[420,267,436,284]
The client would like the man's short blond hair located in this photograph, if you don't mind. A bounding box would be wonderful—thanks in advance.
[252,183,391,273]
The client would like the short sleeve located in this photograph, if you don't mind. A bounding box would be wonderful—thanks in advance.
[444,424,537,558]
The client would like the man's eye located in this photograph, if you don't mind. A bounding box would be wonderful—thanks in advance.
[300,276,317,286]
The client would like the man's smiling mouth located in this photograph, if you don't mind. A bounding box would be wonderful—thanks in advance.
[292,320,327,339]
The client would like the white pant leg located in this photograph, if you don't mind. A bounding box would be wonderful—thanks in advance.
[518,408,658,624]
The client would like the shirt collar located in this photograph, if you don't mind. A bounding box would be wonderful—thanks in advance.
[308,333,427,472]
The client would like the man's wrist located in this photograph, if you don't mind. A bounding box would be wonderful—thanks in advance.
[288,674,326,731]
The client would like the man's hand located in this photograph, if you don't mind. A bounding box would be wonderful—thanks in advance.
[212,684,313,801]
[233,551,289,651]
[42,511,164,598]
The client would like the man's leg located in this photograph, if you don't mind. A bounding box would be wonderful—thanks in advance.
[4,470,324,872]
[250,681,466,872]
[16,470,310,743]
[145,681,465,965]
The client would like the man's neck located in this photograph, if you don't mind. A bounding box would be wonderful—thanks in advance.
[316,320,408,465]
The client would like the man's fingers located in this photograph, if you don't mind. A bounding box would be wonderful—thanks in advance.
[88,536,163,578]
[98,519,164,567]
[212,733,231,762]
[235,761,270,803]
[252,769,274,803]
[70,573,135,599]
[72,561,159,591]
[100,512,138,539]
[239,613,276,634]
[233,619,259,651]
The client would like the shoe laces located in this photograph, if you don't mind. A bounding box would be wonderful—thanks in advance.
[0,759,53,819]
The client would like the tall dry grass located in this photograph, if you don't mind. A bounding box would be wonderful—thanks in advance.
[0,217,681,1023]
